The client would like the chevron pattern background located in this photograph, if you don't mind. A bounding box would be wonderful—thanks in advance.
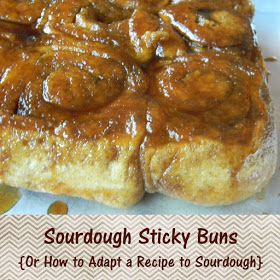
[0,216,279,279]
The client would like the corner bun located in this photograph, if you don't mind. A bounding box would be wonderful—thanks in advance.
[0,0,277,208]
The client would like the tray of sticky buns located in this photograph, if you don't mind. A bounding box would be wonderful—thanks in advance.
[0,0,277,208]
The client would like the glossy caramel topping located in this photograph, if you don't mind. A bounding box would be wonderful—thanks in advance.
[0,0,267,147]
[0,184,21,214]
[0,0,49,24]
[156,24,187,59]
[48,201,69,215]
[160,0,253,48]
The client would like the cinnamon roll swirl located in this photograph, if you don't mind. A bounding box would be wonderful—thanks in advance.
[160,0,253,48]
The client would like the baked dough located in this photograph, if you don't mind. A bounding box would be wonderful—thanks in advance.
[0,0,277,208]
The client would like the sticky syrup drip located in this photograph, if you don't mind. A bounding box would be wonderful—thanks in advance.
[48,201,69,215]
[0,184,21,214]
[264,56,278,62]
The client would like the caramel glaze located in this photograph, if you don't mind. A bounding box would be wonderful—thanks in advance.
[0,0,268,176]
[265,56,278,62]
[0,184,21,214]
[48,201,69,215]
[0,0,49,24]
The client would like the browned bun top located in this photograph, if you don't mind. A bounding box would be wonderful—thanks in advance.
[0,0,266,146]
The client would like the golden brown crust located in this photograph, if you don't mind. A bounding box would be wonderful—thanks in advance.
[0,123,145,208]
[141,93,277,206]
[0,0,277,208]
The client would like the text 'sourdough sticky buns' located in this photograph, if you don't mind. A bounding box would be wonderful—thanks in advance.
[0,0,277,208]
